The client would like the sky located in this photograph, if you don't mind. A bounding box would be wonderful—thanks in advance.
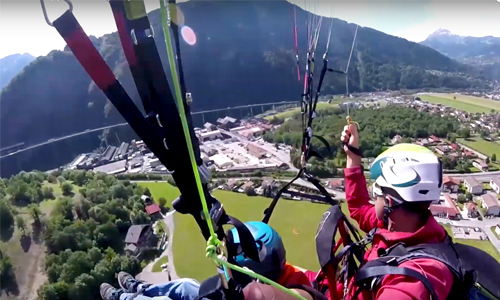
[0,0,500,60]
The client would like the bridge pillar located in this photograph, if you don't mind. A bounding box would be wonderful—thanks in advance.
[250,107,253,116]
[202,113,205,124]
[273,104,275,110]
[261,105,264,113]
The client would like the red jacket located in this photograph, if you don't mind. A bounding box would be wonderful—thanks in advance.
[306,166,454,300]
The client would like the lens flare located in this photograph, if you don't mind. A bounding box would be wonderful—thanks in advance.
[181,26,197,46]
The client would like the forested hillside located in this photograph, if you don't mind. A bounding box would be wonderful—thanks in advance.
[263,105,460,177]
[0,0,488,148]
[0,170,165,300]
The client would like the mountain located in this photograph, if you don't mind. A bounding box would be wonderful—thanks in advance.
[421,29,500,79]
[0,53,35,90]
[0,0,490,149]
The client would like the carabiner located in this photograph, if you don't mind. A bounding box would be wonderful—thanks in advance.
[40,0,73,27]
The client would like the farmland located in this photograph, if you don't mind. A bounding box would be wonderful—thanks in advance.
[418,93,500,113]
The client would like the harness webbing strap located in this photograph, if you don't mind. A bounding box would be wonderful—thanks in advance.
[353,265,438,300]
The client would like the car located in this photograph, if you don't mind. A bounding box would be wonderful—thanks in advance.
[161,263,168,269]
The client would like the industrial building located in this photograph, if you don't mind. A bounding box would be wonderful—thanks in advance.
[100,146,117,164]
[150,158,162,168]
[211,154,234,169]
[94,159,127,175]
[113,142,130,161]
[198,130,223,142]
[246,143,267,159]
[217,116,238,129]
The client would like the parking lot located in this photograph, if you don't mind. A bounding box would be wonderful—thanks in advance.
[451,226,488,240]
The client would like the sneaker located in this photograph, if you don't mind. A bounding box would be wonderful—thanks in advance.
[100,283,123,300]
[118,271,146,293]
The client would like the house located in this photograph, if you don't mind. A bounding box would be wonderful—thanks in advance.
[145,203,161,218]
[203,122,217,131]
[435,145,450,155]
[472,159,489,172]
[225,179,239,191]
[480,193,500,216]
[495,224,500,237]
[429,135,441,144]
[238,181,255,193]
[326,179,345,191]
[463,150,477,158]
[490,177,500,194]
[465,202,479,218]
[442,176,460,193]
[124,224,158,256]
[391,135,402,145]
[429,193,460,220]
[464,177,483,195]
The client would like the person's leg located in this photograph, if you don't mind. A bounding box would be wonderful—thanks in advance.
[119,292,171,300]
[139,278,201,300]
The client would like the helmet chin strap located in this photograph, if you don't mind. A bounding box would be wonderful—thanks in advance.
[382,195,403,230]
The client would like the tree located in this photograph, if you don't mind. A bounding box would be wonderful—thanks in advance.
[29,204,42,225]
[465,192,473,201]
[486,157,490,164]
[16,216,26,235]
[61,182,73,196]
[457,194,467,204]
[459,127,471,139]
[158,197,167,207]
[0,200,14,236]
[480,130,488,139]
[492,154,497,162]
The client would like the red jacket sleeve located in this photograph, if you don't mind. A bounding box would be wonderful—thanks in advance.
[344,166,380,233]
[375,258,454,300]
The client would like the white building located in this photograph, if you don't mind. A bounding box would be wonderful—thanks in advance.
[198,130,222,142]
[464,178,483,195]
[481,193,500,216]
[490,177,500,194]
[150,158,162,168]
[211,154,234,169]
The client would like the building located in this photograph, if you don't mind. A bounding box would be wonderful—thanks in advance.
[480,193,500,216]
[211,154,234,169]
[238,127,265,139]
[326,179,345,191]
[238,181,255,193]
[93,159,127,175]
[429,193,460,220]
[145,203,161,218]
[204,122,217,131]
[100,146,117,163]
[465,202,479,218]
[124,224,158,256]
[391,135,402,145]
[200,145,218,156]
[472,159,489,172]
[247,143,267,159]
[150,158,162,168]
[464,177,483,195]
[490,177,500,194]
[198,130,223,142]
[217,116,238,129]
[495,224,500,237]
[442,176,460,193]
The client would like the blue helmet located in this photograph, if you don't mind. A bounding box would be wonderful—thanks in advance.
[228,221,286,282]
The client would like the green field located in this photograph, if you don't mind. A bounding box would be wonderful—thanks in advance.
[457,136,500,158]
[264,101,340,120]
[418,94,500,113]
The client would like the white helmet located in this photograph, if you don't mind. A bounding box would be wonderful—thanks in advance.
[370,143,443,203]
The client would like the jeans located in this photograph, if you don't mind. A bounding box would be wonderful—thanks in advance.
[120,278,202,300]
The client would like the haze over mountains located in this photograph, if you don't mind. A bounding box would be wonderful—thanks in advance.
[0,53,35,90]
[0,0,492,150]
